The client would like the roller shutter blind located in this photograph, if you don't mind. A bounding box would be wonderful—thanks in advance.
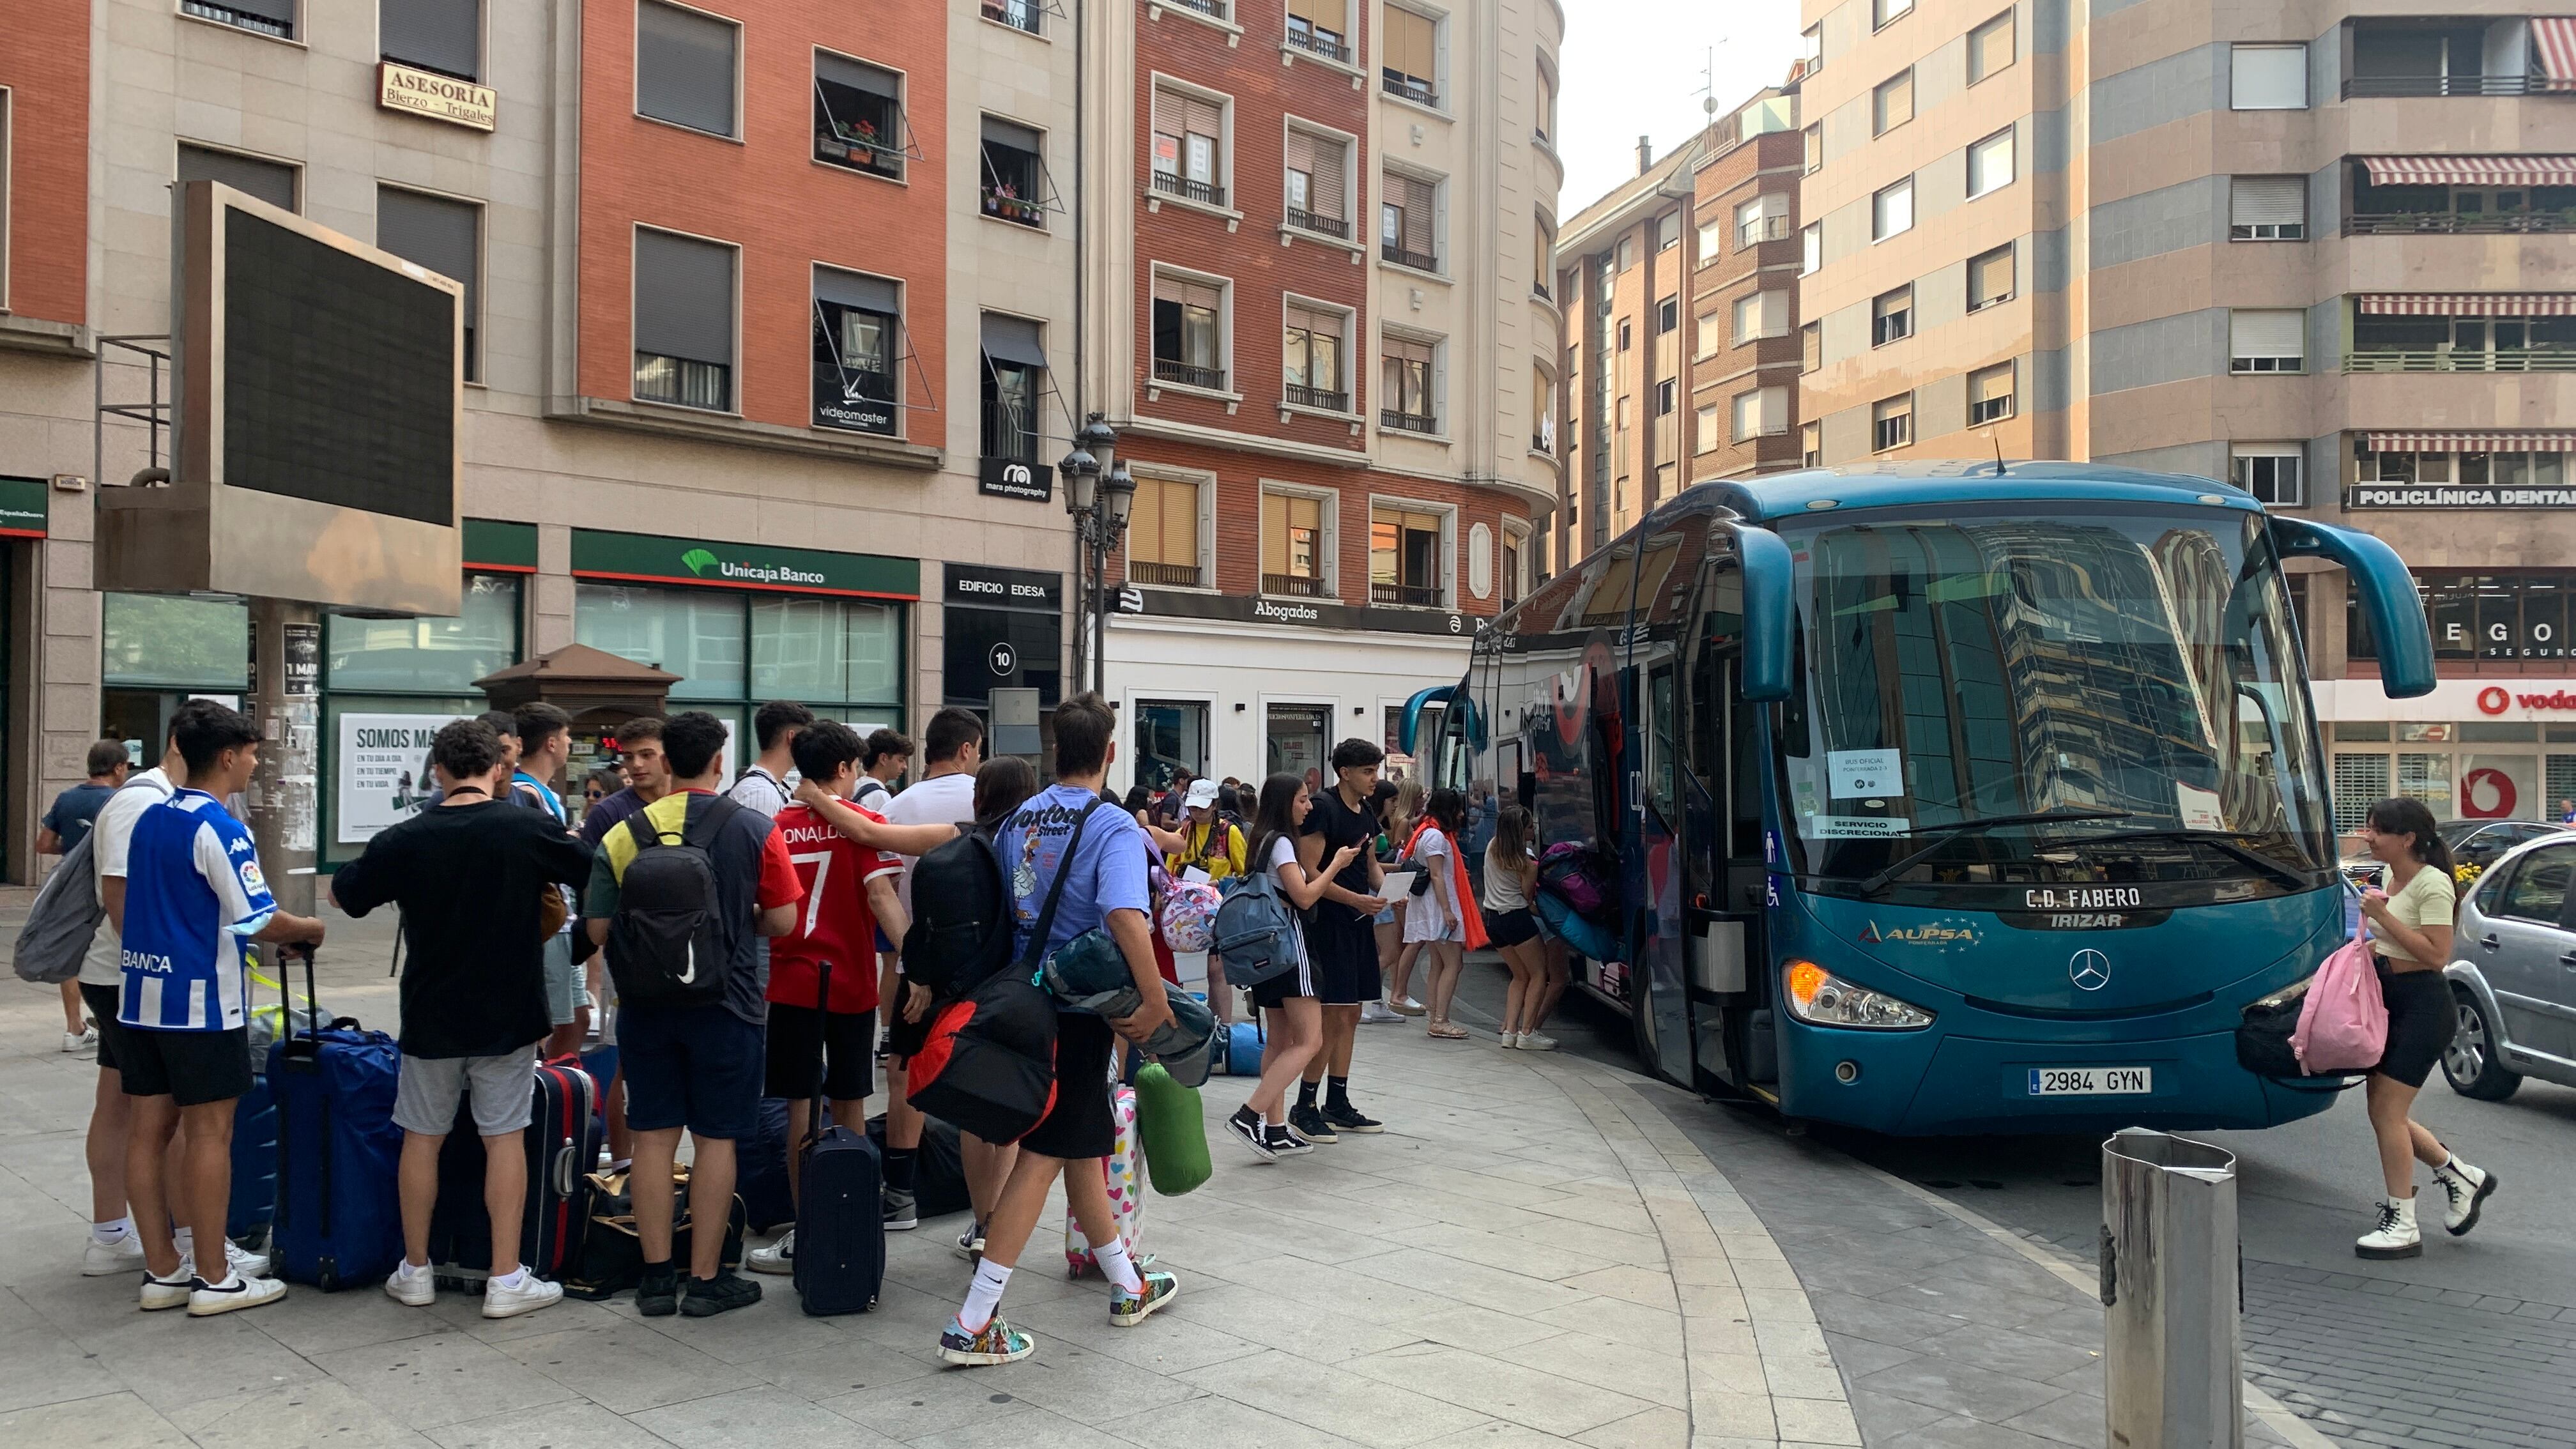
[638,0,737,136]
[2231,176,2306,227]
[379,0,480,79]
[2230,309,2304,363]
[634,229,735,365]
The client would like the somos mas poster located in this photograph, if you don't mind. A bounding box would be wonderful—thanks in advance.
[337,712,473,843]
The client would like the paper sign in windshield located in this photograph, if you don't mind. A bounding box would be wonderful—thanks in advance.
[2175,781,2225,832]
[1807,815,1913,839]
[1828,749,1903,799]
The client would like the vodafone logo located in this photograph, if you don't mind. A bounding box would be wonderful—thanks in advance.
[2478,686,2511,716]
[2475,686,2576,715]
[2462,767,2518,820]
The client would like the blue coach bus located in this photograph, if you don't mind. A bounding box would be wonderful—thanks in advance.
[1410,463,2435,1135]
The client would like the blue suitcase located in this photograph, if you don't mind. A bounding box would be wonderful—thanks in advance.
[739,1098,797,1233]
[227,1075,277,1242]
[1224,1021,1264,1076]
[267,952,404,1291]
[793,962,883,1315]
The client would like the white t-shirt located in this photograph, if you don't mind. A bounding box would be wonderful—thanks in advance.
[80,768,176,988]
[883,770,978,921]
[1402,825,1455,944]
[726,766,790,818]
[1264,835,1313,976]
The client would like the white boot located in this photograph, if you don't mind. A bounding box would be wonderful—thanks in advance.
[2356,1194,2421,1259]
[2431,1156,2497,1237]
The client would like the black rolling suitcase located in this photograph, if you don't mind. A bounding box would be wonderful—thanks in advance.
[428,1056,602,1289]
[793,961,884,1315]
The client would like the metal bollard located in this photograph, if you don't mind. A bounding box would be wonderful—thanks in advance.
[2100,1127,2242,1448]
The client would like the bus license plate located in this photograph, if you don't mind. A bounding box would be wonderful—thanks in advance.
[2028,1066,2152,1097]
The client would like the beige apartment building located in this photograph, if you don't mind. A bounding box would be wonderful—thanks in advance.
[1798,0,2576,829]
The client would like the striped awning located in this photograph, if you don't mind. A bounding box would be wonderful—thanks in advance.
[2359,155,2576,187]
[2537,18,2576,90]
[2365,431,2576,453]
[2356,292,2576,316]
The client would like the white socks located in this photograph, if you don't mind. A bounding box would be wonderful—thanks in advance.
[1091,1236,1145,1295]
[490,1266,529,1291]
[92,1217,133,1246]
[960,1259,1013,1331]
[396,1260,430,1280]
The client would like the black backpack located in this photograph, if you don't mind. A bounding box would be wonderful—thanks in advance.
[606,794,746,1009]
[900,823,1012,999]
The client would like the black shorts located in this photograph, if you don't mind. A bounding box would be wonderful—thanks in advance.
[2372,960,2455,1089]
[1487,908,1540,948]
[884,997,936,1061]
[1019,1011,1116,1160]
[118,1024,254,1107]
[764,1004,875,1101]
[618,1004,763,1140]
[81,983,132,1073]
[1307,908,1383,1006]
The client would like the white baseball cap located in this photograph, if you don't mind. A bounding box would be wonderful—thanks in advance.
[1184,778,1221,809]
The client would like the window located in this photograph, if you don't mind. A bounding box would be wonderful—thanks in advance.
[982,0,1043,36]
[1872,179,1913,241]
[2229,176,2306,240]
[1151,85,1227,207]
[815,53,903,177]
[981,314,1046,463]
[2233,443,2305,505]
[632,227,734,412]
[812,266,901,435]
[380,0,479,80]
[1618,319,1633,351]
[1656,296,1679,333]
[177,143,297,213]
[1533,217,1554,297]
[323,573,519,694]
[1968,243,2014,310]
[1535,63,1556,144]
[1655,211,1682,252]
[1968,362,2014,424]
[1655,379,1676,417]
[638,1,737,139]
[2230,309,2304,373]
[2230,43,2308,110]
[1872,394,1913,452]
[1151,273,1227,390]
[1382,334,1438,432]
[1733,387,1787,441]
[1801,322,1821,373]
[1130,475,1204,587]
[1616,235,1635,271]
[1968,10,2014,83]
[1696,215,1726,263]
[1283,302,1348,411]
[1803,122,1823,174]
[1286,0,1350,63]
[1501,525,1526,607]
[1967,128,2014,197]
[1371,505,1445,606]
[1802,222,1821,275]
[1736,192,1788,247]
[1733,290,1787,343]
[1532,364,1554,452]
[1871,286,1912,346]
[181,0,295,40]
[1694,311,1722,360]
[0,93,8,295]
[1800,421,1821,467]
[1873,0,1911,28]
[1696,404,1722,454]
[376,187,480,382]
[1284,128,1350,238]
[1264,491,1330,595]
[1873,70,1914,134]
[980,117,1048,226]
[1383,5,1441,107]
[1800,23,1823,75]
[1381,171,1438,270]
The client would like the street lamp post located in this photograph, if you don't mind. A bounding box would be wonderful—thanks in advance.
[1062,413,1132,699]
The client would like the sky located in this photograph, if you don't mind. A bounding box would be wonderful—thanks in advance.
[1551,1,1804,216]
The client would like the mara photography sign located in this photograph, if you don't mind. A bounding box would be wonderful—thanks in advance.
[337,712,472,843]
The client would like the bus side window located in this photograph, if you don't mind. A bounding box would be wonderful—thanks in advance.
[1648,665,1679,824]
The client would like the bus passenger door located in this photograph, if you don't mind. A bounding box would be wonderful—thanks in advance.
[1636,660,1694,1084]
[1685,563,1763,1091]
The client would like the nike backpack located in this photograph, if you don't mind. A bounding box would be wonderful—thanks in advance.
[606,794,742,1009]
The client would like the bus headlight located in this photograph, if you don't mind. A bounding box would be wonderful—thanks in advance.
[2250,974,2313,1011]
[1782,960,1936,1031]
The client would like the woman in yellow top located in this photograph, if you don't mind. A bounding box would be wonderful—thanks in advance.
[1161,778,1247,881]
[2351,797,2498,1259]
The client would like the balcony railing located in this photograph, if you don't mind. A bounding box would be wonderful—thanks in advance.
[1383,409,1439,434]
[1153,357,1227,390]
[1164,0,1227,15]
[1285,383,1349,412]
[1381,243,1438,272]
[1532,433,1554,454]
[1532,279,1552,302]
[1382,73,1440,107]
[1372,581,1443,608]
[2345,349,2576,373]
[1286,26,1349,63]
[981,0,1041,34]
[1738,215,1793,248]
[1131,561,1203,588]
[1264,572,1329,597]
[2343,73,2542,98]
[2348,210,2576,235]
[1286,207,1350,238]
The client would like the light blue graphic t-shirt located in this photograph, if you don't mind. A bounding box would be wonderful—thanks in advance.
[998,784,1148,967]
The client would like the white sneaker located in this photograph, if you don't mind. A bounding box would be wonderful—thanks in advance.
[139,1268,194,1312]
[2356,1195,2421,1260]
[748,1227,797,1276]
[1499,1032,1522,1050]
[1358,1000,1404,1025]
[1517,1032,1559,1052]
[64,1027,98,1054]
[83,1233,146,1276]
[2432,1158,2497,1236]
[222,1239,271,1280]
[384,1262,437,1307]
[482,1269,563,1319]
[187,1273,287,1316]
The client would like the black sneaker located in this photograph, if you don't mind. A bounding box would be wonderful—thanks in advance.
[1288,1103,1338,1144]
[1225,1108,1278,1162]
[1266,1124,1314,1156]
[1324,1102,1384,1134]
[680,1269,763,1318]
[637,1263,679,1317]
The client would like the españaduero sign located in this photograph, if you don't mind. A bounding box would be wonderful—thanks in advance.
[377,62,497,132]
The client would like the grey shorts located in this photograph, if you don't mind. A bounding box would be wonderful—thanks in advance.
[542,932,579,1026]
[394,1045,539,1137]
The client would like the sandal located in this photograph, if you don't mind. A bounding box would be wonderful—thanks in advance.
[1427,1020,1470,1041]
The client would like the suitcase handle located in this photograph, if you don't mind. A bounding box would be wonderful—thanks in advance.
[551,1139,579,1199]
[806,959,832,1156]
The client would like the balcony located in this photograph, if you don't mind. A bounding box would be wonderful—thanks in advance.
[1372,581,1443,608]
[1381,243,1439,272]
[1382,73,1439,107]
[2349,208,2576,234]
[2346,349,2576,372]
[1286,24,1350,63]
[1532,433,1554,455]
[1383,409,1439,435]
[1164,0,1227,15]
[1285,383,1349,412]
[981,0,1041,34]
[1286,207,1350,239]
[1153,357,1227,391]
[1532,279,1552,302]
[1151,171,1227,208]
[2343,73,2543,98]
[1264,572,1329,598]
[1738,215,1793,248]
[1131,561,1204,588]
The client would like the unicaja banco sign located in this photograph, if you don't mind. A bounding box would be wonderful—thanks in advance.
[571,528,920,600]
[684,548,827,587]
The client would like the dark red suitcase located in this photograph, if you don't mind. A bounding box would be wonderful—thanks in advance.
[428,1057,602,1289]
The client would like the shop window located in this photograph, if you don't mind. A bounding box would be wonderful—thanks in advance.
[1134,702,1209,793]
[2332,753,2389,833]
[815,52,905,178]
[178,143,297,213]
[325,573,520,692]
[1370,504,1446,608]
[376,186,481,382]
[381,0,480,79]
[574,581,747,700]
[103,594,250,689]
[638,0,739,139]
[633,227,735,411]
[751,596,902,706]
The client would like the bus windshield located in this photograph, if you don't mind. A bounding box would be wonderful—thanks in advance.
[1777,505,2333,898]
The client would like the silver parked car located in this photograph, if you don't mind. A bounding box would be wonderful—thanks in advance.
[2444,834,2576,1100]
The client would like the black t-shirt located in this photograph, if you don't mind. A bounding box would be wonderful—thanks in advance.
[1299,784,1378,924]
[332,800,594,1058]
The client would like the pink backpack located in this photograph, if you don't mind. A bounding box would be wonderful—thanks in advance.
[2292,916,2388,1074]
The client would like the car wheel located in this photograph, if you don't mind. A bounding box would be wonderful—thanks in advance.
[2441,988,2522,1101]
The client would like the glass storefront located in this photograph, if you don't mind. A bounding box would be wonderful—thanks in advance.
[574,580,907,747]
[1266,703,1331,785]
[1133,700,1208,792]
[2330,719,2576,830]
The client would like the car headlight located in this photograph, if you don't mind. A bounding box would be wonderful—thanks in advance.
[1782,960,1936,1030]
[2250,974,2313,1011]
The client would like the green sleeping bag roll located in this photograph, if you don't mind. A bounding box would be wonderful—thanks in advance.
[1133,1063,1212,1197]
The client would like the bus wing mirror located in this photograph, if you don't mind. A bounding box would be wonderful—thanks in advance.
[2268,518,2434,699]
[1399,686,1453,757]
[1736,525,1797,703]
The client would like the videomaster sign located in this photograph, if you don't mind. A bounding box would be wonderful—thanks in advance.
[570,528,919,599]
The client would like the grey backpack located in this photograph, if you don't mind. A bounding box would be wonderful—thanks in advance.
[12,774,171,984]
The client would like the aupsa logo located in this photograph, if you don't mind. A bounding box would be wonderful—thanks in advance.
[1859,920,1978,946]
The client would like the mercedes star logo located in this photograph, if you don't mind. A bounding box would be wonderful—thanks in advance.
[2070,949,2112,992]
